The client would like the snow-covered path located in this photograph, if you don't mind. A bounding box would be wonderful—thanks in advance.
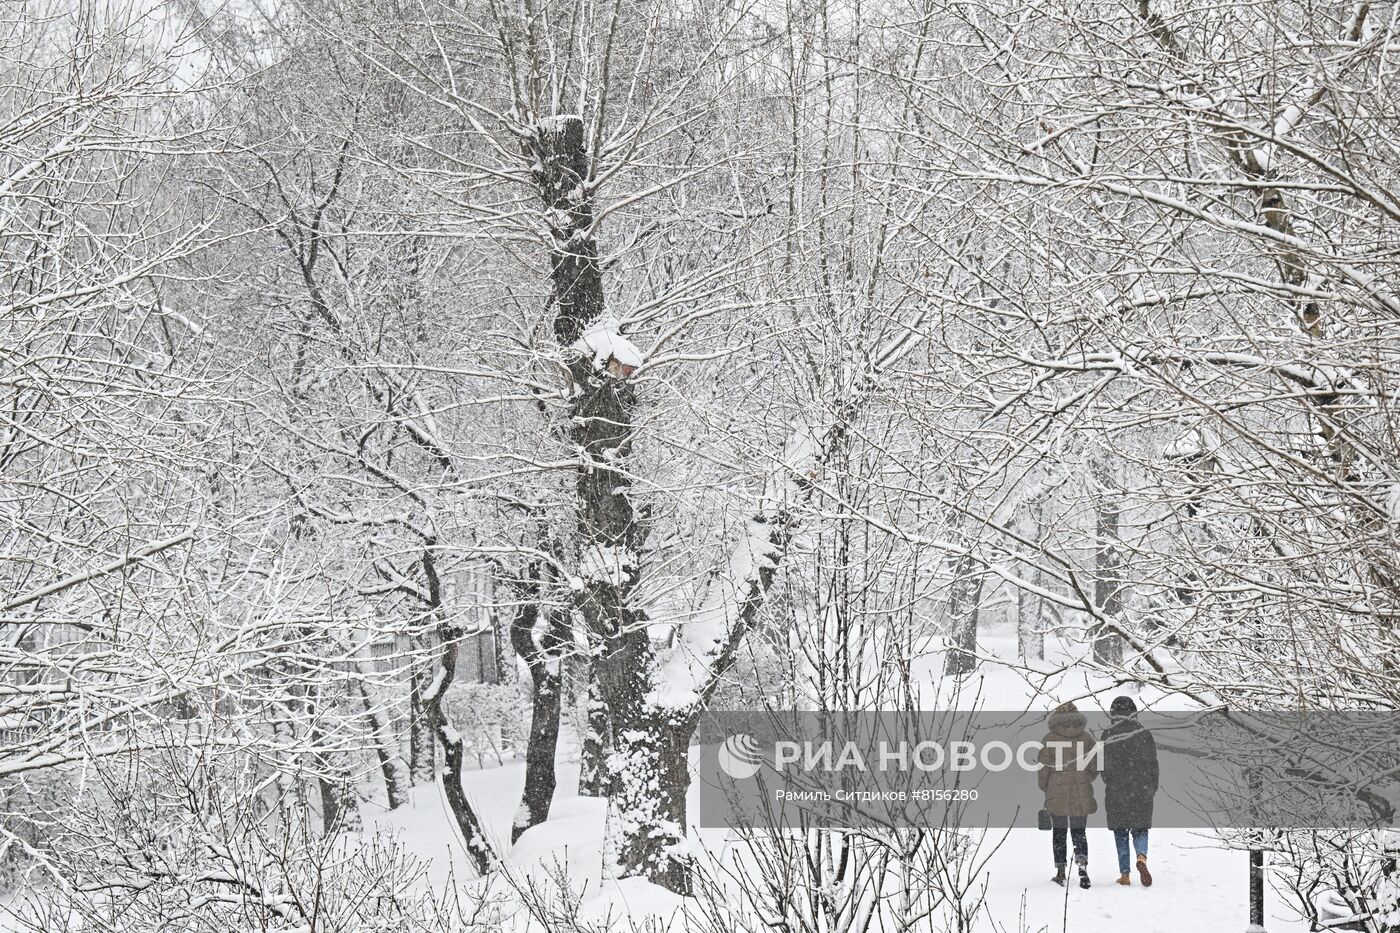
[986,828,1305,932]
[368,744,1309,931]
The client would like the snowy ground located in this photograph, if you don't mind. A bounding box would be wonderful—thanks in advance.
[366,633,1312,931]
[368,754,1308,932]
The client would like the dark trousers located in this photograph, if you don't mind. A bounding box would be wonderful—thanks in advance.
[1052,815,1088,867]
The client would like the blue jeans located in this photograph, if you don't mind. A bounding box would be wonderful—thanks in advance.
[1113,828,1149,873]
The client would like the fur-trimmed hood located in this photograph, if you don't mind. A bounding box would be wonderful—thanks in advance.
[1047,704,1088,739]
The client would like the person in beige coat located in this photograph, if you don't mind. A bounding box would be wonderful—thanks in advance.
[1037,702,1099,888]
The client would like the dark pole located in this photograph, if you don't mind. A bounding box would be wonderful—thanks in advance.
[1248,848,1265,932]
[1247,767,1265,932]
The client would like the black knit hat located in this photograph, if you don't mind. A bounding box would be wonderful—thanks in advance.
[1109,695,1138,716]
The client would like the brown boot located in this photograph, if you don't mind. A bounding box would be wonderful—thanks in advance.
[1052,865,1066,885]
[1116,872,1132,885]
[1136,855,1153,887]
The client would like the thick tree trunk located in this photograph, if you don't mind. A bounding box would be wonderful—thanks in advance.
[593,626,692,893]
[600,715,692,894]
[530,113,688,887]
[536,116,605,345]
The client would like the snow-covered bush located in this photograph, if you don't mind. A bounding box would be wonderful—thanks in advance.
[691,827,1001,933]
[1263,830,1398,932]
[1,753,511,933]
[442,681,532,766]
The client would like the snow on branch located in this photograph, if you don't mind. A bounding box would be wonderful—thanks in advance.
[1016,343,1355,395]
[1,530,195,614]
[646,514,786,710]
[646,317,931,712]
[572,314,643,376]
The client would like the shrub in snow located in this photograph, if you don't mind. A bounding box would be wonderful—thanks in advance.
[441,682,531,765]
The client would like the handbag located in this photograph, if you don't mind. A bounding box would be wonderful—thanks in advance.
[1037,808,1052,831]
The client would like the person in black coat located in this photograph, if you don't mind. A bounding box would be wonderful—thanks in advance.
[1102,695,1158,886]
